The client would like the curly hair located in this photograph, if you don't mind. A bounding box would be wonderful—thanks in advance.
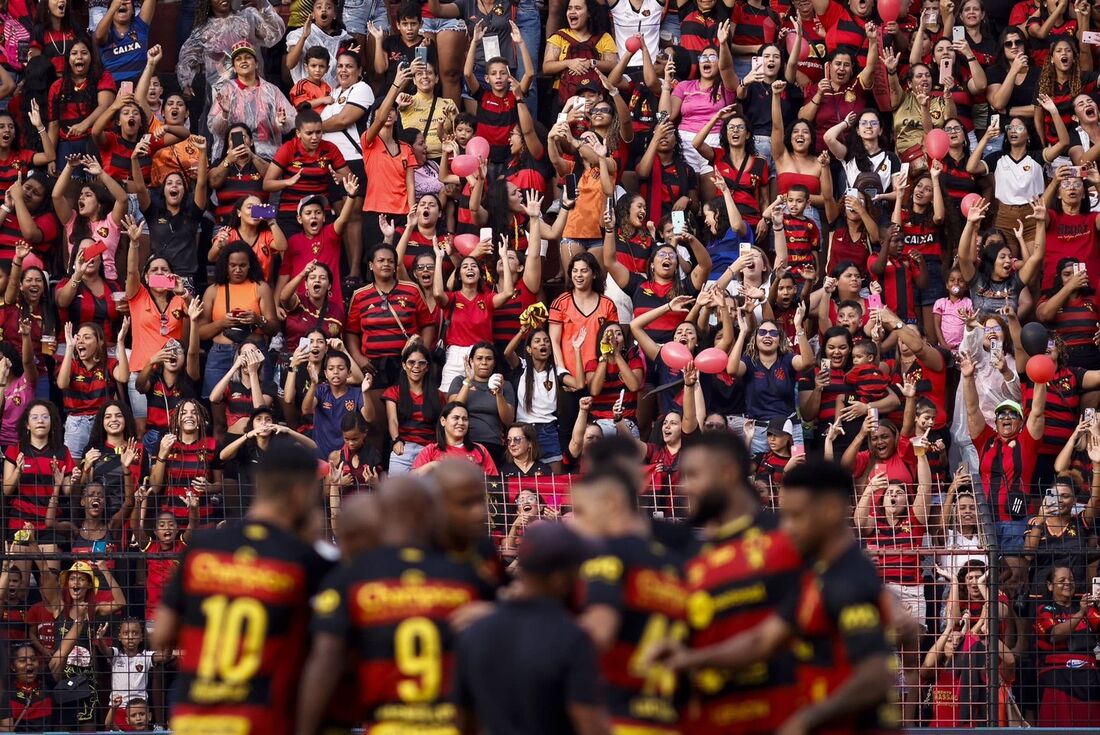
[1038,35,1081,99]
[169,399,210,444]
[744,319,791,361]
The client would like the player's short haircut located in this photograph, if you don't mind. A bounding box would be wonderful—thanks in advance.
[254,437,319,496]
[782,458,854,499]
[682,431,751,482]
[587,434,644,465]
[578,465,638,511]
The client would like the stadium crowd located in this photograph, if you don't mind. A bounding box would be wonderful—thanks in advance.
[0,0,1096,730]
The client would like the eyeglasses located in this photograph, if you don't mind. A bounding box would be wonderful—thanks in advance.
[757,328,780,337]
[727,124,747,132]
[943,125,964,133]
[983,325,1003,334]
[507,435,526,444]
[414,264,434,271]
[859,119,881,128]
[405,359,428,368]
[698,54,719,62]
[1006,124,1026,132]
[1003,39,1023,48]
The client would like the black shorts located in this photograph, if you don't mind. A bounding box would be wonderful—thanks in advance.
[368,354,402,391]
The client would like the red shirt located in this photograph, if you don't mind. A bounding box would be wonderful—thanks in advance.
[1044,209,1100,295]
[282,224,345,304]
[48,72,115,142]
[444,289,494,347]
[271,139,346,217]
[975,425,1040,522]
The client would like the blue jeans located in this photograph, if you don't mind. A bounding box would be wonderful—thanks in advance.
[202,342,237,398]
[754,134,776,179]
[997,519,1028,553]
[534,422,562,463]
[175,0,197,56]
[388,442,424,475]
[515,0,541,117]
[343,0,391,34]
[65,414,94,460]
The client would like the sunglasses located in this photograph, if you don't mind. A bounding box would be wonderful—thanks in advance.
[590,106,613,115]
[859,120,881,128]
[699,54,719,62]
[405,359,428,368]
[507,435,526,444]
[995,410,1019,420]
[414,264,433,272]
[1003,39,1023,48]
[758,328,781,337]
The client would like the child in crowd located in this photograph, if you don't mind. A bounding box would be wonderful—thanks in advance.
[290,47,334,112]
[933,265,973,351]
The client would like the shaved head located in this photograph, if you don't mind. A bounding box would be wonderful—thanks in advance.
[429,460,489,551]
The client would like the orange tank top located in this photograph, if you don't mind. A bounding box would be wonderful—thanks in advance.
[211,282,262,322]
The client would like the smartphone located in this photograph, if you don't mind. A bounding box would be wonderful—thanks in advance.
[655,110,669,125]
[482,36,502,62]
[990,113,1000,131]
[414,46,429,64]
[866,292,883,310]
[671,210,685,235]
[1093,576,1100,597]
[739,241,752,258]
[164,338,182,352]
[16,40,29,65]
[869,407,879,423]
[1068,165,1084,179]
[148,273,176,289]
[83,241,108,260]
[1084,31,1100,45]
[899,161,910,180]
[990,338,1001,355]
[751,56,762,70]
[119,80,134,96]
[1044,488,1058,511]
[939,56,953,85]
[605,196,614,222]
[952,26,965,42]
[229,130,246,149]
[923,9,938,26]
[297,337,311,353]
[791,445,805,458]
[820,358,831,375]
[479,226,493,242]
[250,204,276,220]
[1086,408,1097,422]
[618,388,626,405]
[565,173,578,201]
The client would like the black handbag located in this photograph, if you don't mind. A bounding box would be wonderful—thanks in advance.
[52,674,91,703]
[222,286,252,344]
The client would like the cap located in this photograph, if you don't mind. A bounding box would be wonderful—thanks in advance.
[230,40,258,60]
[517,522,598,575]
[298,194,328,217]
[59,561,100,595]
[575,80,603,95]
[994,399,1023,417]
[250,405,275,420]
[766,417,794,436]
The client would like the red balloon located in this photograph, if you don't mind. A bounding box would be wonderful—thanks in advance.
[694,347,728,375]
[878,0,901,22]
[1026,354,1057,384]
[454,233,480,256]
[784,31,810,62]
[924,128,950,161]
[316,459,331,478]
[625,35,643,54]
[466,136,490,162]
[451,154,479,177]
[660,341,693,372]
[960,193,982,218]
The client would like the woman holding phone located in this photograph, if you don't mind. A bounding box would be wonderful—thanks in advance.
[211,195,288,284]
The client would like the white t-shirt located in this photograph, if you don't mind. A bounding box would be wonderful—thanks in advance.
[110,648,156,700]
[321,80,375,162]
[516,358,558,424]
[285,26,354,86]
[609,0,663,67]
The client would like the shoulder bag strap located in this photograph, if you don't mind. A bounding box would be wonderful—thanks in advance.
[382,289,411,339]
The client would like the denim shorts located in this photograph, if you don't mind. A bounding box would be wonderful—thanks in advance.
[997,519,1029,553]
[422,17,467,33]
[388,442,424,475]
[343,0,390,34]
[202,341,238,398]
[127,370,148,420]
[534,422,562,463]
[915,256,947,307]
[562,237,604,251]
[65,414,95,460]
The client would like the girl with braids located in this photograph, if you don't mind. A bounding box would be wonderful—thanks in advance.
[636,116,697,222]
[56,319,130,459]
[31,0,77,75]
[504,326,585,472]
[46,39,115,164]
[51,154,128,280]
[150,398,221,526]
[79,399,140,517]
[693,108,769,228]
[1036,35,1099,147]
[669,21,737,183]
[327,412,382,524]
[382,343,439,475]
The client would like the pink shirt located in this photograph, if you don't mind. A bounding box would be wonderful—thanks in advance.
[672,80,736,133]
[65,214,121,280]
[0,373,31,445]
[933,296,973,349]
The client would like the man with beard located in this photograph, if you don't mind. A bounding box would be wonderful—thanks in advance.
[152,437,333,735]
[655,458,902,735]
[572,466,686,735]
[673,431,803,734]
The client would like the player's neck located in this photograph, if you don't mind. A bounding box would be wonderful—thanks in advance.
[246,503,295,532]
[815,527,856,567]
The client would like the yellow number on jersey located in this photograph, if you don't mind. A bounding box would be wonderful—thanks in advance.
[630,614,688,697]
[394,617,442,703]
[197,596,268,684]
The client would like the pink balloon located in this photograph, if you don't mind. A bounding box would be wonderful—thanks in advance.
[625,35,643,54]
[694,347,728,375]
[660,341,693,372]
[960,193,982,218]
[451,154,479,177]
[785,31,809,62]
[466,136,490,162]
[453,234,480,256]
[1026,354,1056,384]
[317,459,331,478]
[878,0,901,23]
[924,128,949,161]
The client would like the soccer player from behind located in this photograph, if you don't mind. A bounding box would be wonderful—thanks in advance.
[675,431,804,734]
[572,465,686,735]
[151,437,334,735]
[656,458,902,734]
[296,477,496,735]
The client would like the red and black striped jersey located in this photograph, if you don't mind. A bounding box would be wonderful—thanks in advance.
[818,1,869,66]
[584,352,645,420]
[844,364,891,406]
[163,521,333,735]
[56,279,123,345]
[143,373,198,432]
[160,437,218,524]
[62,357,120,416]
[680,3,728,54]
[870,254,919,325]
[975,425,1039,522]
[580,535,686,731]
[491,278,537,349]
[782,214,821,277]
[97,131,165,183]
[730,2,779,51]
[381,385,437,446]
[0,209,59,261]
[0,149,34,200]
[898,209,942,259]
[778,543,901,733]
[346,282,433,359]
[683,512,802,735]
[0,682,54,729]
[797,368,847,427]
[614,229,654,275]
[270,139,347,217]
[1037,294,1098,351]
[713,149,769,226]
[642,158,697,221]
[1022,366,1086,456]
[753,449,789,494]
[884,355,948,430]
[48,72,115,142]
[472,88,517,164]
[940,152,978,203]
[213,160,267,224]
[309,545,496,729]
[3,445,75,530]
[628,277,694,345]
[867,508,925,585]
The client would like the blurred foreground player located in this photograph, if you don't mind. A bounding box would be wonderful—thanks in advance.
[152,438,333,735]
[297,476,496,734]
[572,466,686,735]
[655,458,902,735]
[454,522,612,735]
